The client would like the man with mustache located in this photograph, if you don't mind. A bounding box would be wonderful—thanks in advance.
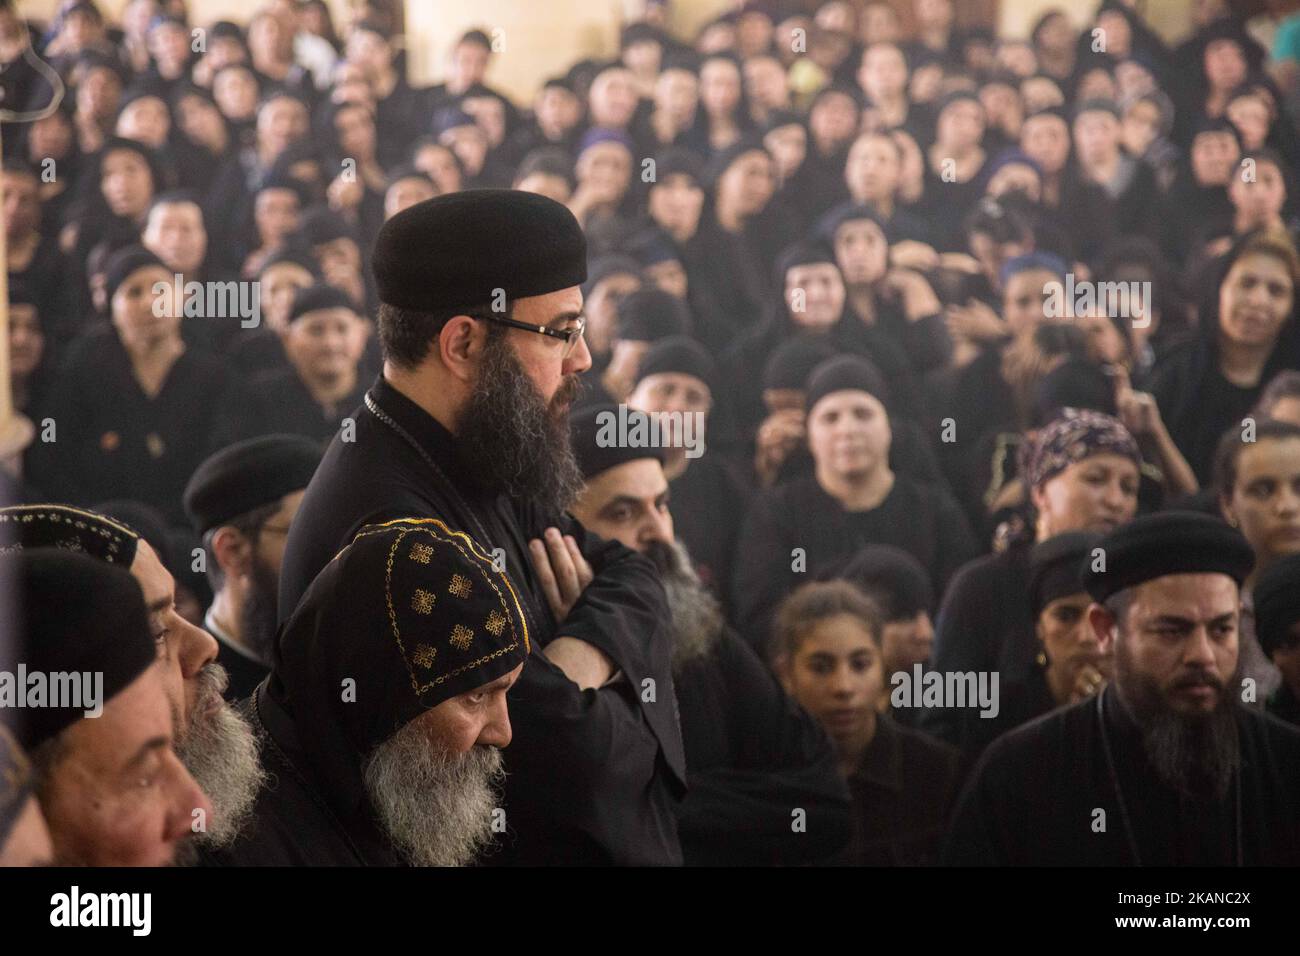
[0,504,264,852]
[277,190,686,865]
[945,511,1300,865]
[205,519,527,865]
[569,402,852,865]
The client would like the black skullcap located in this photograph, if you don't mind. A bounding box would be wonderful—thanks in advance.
[1253,552,1300,657]
[373,190,587,312]
[0,504,140,567]
[102,245,168,304]
[816,202,890,246]
[582,254,641,297]
[774,240,837,284]
[184,434,323,535]
[805,354,889,414]
[3,549,156,750]
[209,20,244,43]
[834,545,934,620]
[763,338,835,392]
[626,229,681,268]
[294,205,357,248]
[1029,531,1103,618]
[634,335,715,393]
[654,147,705,184]
[0,725,33,850]
[570,402,668,480]
[1083,512,1255,603]
[287,283,357,324]
[616,288,690,342]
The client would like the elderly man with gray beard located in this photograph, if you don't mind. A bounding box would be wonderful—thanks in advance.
[569,403,853,865]
[204,518,528,866]
[945,511,1300,866]
[0,505,265,856]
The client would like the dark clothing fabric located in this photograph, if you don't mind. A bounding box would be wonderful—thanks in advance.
[277,375,688,865]
[944,687,1300,865]
[217,368,367,445]
[675,630,852,865]
[215,637,268,704]
[669,454,748,611]
[733,474,978,651]
[843,714,962,866]
[1268,682,1300,727]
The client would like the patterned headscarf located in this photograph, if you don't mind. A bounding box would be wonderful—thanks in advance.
[1022,408,1141,491]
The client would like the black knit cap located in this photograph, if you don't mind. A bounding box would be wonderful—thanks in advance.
[0,504,140,567]
[184,434,323,534]
[805,354,890,414]
[774,239,837,285]
[2,549,156,750]
[616,288,690,342]
[1083,512,1255,603]
[762,337,835,391]
[287,283,357,324]
[569,402,667,480]
[653,147,705,184]
[1253,552,1300,656]
[103,245,168,304]
[372,190,587,313]
[1028,531,1103,618]
[634,335,715,393]
[831,544,934,620]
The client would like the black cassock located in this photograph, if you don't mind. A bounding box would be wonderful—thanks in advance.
[944,686,1300,866]
[276,375,688,865]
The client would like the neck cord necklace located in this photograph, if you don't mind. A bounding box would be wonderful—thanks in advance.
[1096,688,1244,867]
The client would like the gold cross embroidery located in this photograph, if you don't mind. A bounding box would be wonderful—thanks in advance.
[449,624,474,651]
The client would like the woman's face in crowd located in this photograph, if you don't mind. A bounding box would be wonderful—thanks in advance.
[860,44,907,102]
[462,95,507,148]
[1077,68,1117,103]
[149,22,190,76]
[28,113,72,163]
[9,303,44,378]
[101,148,154,220]
[589,69,639,128]
[786,262,845,329]
[577,141,632,198]
[213,67,259,121]
[1032,453,1140,535]
[1229,160,1286,222]
[718,150,775,218]
[1020,76,1064,114]
[809,94,859,151]
[700,59,741,118]
[1021,115,1070,175]
[1095,11,1132,59]
[284,307,359,383]
[1191,130,1240,186]
[78,66,121,117]
[1073,110,1120,164]
[1204,38,1247,92]
[414,143,463,194]
[116,96,170,149]
[334,104,376,159]
[176,94,227,152]
[781,614,883,744]
[257,97,308,158]
[1122,99,1161,156]
[936,99,985,153]
[880,611,934,674]
[1218,251,1294,348]
[1226,95,1271,151]
[1222,437,1300,564]
[649,173,704,240]
[441,125,488,177]
[996,41,1037,78]
[1037,593,1109,684]
[808,389,892,478]
[3,170,41,236]
[260,262,314,332]
[254,187,301,246]
[143,201,206,275]
[1115,61,1156,100]
[385,175,438,219]
[744,56,788,111]
[112,264,180,348]
[653,69,698,123]
[845,133,900,202]
[1001,268,1054,338]
[833,219,889,286]
[536,85,582,135]
[627,371,712,448]
[764,124,806,182]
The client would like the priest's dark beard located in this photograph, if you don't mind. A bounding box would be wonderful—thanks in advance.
[1115,640,1241,800]
[237,555,280,664]
[457,327,585,517]
[363,723,505,867]
[642,538,724,674]
[175,662,266,849]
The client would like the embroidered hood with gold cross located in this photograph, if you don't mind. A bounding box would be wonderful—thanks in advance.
[268,518,530,810]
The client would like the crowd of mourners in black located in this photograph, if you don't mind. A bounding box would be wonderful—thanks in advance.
[2,0,1300,870]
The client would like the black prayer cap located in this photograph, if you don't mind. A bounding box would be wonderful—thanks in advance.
[615,288,690,342]
[762,338,835,391]
[184,434,323,535]
[805,354,890,414]
[0,504,140,567]
[1029,531,1103,618]
[287,283,357,324]
[103,245,168,304]
[0,725,33,850]
[3,549,156,750]
[1083,512,1255,603]
[833,545,933,620]
[634,335,715,394]
[570,402,667,480]
[1253,552,1300,657]
[372,190,587,313]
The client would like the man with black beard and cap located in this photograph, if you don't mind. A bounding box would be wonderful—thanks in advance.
[206,519,528,866]
[278,190,687,865]
[0,505,265,854]
[944,512,1300,866]
[569,403,852,865]
[184,434,323,701]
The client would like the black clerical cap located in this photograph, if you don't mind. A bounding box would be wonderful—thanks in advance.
[805,354,889,414]
[372,190,587,312]
[0,725,32,849]
[0,504,140,567]
[184,435,323,535]
[287,283,357,324]
[762,338,835,392]
[634,335,715,394]
[103,245,168,304]
[1083,512,1255,603]
[615,288,690,342]
[1029,531,1103,617]
[570,402,667,480]
[3,549,156,750]
[1253,552,1300,656]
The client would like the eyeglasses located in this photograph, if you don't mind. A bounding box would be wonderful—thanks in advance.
[475,313,587,359]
